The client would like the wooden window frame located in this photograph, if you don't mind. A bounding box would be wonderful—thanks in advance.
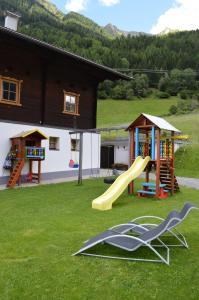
[63,91,80,116]
[0,75,22,106]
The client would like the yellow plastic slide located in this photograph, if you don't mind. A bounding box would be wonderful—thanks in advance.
[92,156,151,211]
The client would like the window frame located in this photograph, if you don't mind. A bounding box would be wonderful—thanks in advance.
[0,75,22,106]
[63,91,80,116]
[49,136,60,151]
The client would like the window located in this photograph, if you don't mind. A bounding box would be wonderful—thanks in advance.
[71,139,80,151]
[63,91,80,115]
[0,76,22,106]
[49,137,60,151]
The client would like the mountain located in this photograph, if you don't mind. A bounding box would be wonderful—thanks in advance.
[158,27,180,36]
[0,0,199,72]
[104,23,149,37]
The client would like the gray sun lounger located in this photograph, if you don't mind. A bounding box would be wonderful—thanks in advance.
[73,203,197,265]
[110,202,198,248]
[73,211,182,265]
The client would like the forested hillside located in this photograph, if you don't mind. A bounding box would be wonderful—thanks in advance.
[1,0,199,71]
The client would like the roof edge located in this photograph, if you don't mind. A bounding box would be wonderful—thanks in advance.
[0,25,131,81]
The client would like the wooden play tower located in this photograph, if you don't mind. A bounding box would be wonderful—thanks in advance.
[6,129,47,188]
[127,114,180,198]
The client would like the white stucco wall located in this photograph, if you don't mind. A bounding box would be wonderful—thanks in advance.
[114,142,183,166]
[0,121,100,180]
[114,145,129,165]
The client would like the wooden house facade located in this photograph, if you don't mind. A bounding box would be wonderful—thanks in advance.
[0,22,129,186]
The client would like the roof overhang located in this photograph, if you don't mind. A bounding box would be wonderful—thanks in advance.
[0,26,131,82]
[126,113,181,133]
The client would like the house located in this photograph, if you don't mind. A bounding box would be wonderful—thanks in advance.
[0,12,129,186]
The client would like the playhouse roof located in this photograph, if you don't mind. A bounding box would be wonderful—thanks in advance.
[127,113,181,133]
[11,129,48,139]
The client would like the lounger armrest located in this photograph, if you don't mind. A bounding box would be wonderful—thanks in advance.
[131,215,165,223]
[110,223,150,232]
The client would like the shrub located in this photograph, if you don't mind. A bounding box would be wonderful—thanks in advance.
[98,90,108,99]
[112,85,127,99]
[189,99,199,110]
[169,105,177,115]
[156,91,170,99]
[179,90,188,99]
[126,89,134,100]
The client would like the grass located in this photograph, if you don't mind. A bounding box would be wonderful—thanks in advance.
[97,97,178,128]
[0,179,199,299]
[166,113,199,178]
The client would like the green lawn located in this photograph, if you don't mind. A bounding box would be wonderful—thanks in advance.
[0,180,199,300]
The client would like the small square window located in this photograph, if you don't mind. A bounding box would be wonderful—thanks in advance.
[49,137,60,151]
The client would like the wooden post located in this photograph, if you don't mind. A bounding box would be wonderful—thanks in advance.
[29,160,32,175]
[78,132,83,185]
[156,128,161,198]
[38,160,41,184]
[128,129,135,194]
[171,131,175,195]
[145,131,149,183]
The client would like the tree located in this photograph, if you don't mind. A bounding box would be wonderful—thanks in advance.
[132,74,149,97]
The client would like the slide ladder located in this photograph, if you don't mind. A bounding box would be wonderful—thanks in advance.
[7,159,25,188]
[160,162,179,192]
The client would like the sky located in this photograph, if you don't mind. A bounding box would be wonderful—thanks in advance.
[52,0,199,34]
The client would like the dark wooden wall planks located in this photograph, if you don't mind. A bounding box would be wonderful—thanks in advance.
[0,29,106,129]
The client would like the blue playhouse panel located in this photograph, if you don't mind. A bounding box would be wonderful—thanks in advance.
[26,147,45,160]
[135,127,139,158]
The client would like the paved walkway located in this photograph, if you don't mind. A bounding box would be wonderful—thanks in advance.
[0,170,199,190]
[140,173,199,190]
[176,176,199,190]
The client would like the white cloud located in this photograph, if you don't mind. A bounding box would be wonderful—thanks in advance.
[65,0,88,12]
[151,0,199,34]
[99,0,120,7]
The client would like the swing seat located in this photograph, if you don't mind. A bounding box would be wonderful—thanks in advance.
[104,177,116,184]
[69,159,75,168]
[73,164,79,168]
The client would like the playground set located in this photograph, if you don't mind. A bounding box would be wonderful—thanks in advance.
[92,113,181,211]
[4,129,47,188]
[127,113,180,198]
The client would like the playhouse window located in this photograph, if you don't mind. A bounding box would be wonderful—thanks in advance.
[0,76,22,106]
[49,137,60,151]
[63,91,80,115]
[71,139,80,151]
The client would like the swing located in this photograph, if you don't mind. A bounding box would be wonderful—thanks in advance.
[69,134,79,168]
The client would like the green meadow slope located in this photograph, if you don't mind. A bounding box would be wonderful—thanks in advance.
[97,99,199,178]
[167,114,199,178]
[97,97,178,127]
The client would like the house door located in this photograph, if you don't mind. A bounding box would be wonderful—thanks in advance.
[100,146,114,169]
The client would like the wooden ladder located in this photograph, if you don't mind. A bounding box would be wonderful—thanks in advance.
[7,159,25,188]
[160,162,180,193]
